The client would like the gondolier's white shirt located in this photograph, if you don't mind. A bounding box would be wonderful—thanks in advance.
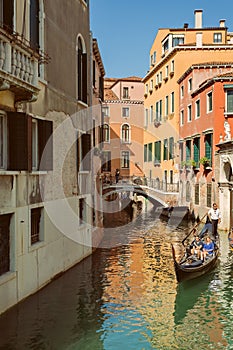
[208,208,221,220]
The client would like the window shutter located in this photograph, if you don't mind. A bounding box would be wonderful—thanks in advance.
[77,49,82,101]
[82,53,87,104]
[30,0,40,51]
[0,213,11,275]
[169,137,174,159]
[81,133,91,171]
[38,120,53,170]
[205,134,212,164]
[3,0,13,33]
[8,112,31,170]
[193,138,200,163]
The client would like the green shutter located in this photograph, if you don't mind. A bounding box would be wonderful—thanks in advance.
[144,144,148,162]
[205,134,212,164]
[169,137,174,159]
[148,143,152,162]
[227,90,233,113]
[193,138,200,163]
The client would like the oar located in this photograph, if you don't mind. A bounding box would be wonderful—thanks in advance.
[181,213,207,245]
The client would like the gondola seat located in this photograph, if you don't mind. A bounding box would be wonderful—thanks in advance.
[182,260,203,268]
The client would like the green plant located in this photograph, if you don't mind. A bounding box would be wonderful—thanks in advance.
[181,159,197,167]
[199,156,210,166]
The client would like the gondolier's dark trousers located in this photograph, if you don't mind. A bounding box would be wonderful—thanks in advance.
[211,219,218,239]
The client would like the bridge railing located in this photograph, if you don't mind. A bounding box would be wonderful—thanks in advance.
[102,174,179,193]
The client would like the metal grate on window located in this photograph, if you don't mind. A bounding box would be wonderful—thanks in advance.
[31,207,42,244]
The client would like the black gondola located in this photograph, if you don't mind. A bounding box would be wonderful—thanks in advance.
[171,220,220,282]
[228,230,233,251]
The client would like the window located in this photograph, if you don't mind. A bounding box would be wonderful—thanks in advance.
[0,113,7,169]
[180,110,184,126]
[207,91,213,113]
[195,99,200,118]
[32,119,38,170]
[31,207,42,245]
[154,141,161,163]
[195,183,199,205]
[101,151,111,172]
[121,124,130,143]
[145,109,148,127]
[163,38,169,53]
[170,170,173,184]
[180,86,184,98]
[0,0,13,33]
[122,107,129,118]
[156,74,159,85]
[150,79,153,91]
[121,151,129,168]
[7,112,53,171]
[185,140,191,161]
[103,124,110,142]
[213,33,222,43]
[171,60,174,73]
[145,84,148,95]
[0,213,11,275]
[144,144,148,162]
[79,198,86,225]
[169,137,174,159]
[123,87,129,99]
[77,37,87,104]
[187,105,192,122]
[180,142,184,162]
[163,139,168,160]
[30,0,39,51]
[80,133,91,171]
[155,100,163,121]
[165,65,169,77]
[188,78,192,92]
[172,36,184,46]
[205,133,213,165]
[165,96,169,116]
[193,137,200,164]
[159,72,162,83]
[102,106,109,117]
[150,106,154,123]
[171,92,174,113]
[226,90,233,113]
[148,143,153,162]
[186,182,191,202]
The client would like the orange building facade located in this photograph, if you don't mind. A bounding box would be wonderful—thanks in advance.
[143,10,233,201]
[102,77,144,182]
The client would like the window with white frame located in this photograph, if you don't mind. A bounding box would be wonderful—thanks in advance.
[162,38,169,54]
[180,110,184,126]
[150,105,154,123]
[150,79,153,91]
[122,107,130,118]
[121,151,130,168]
[180,85,184,98]
[123,87,129,99]
[145,108,149,127]
[121,124,130,143]
[187,104,192,122]
[102,106,109,117]
[165,96,169,116]
[0,113,7,169]
[165,65,169,77]
[172,35,184,47]
[159,71,162,83]
[213,33,222,43]
[195,99,200,118]
[188,78,192,92]
[171,60,174,73]
[207,91,213,113]
[103,123,110,142]
[170,92,174,114]
[226,89,233,113]
[32,119,39,170]
[156,74,159,85]
[155,100,162,122]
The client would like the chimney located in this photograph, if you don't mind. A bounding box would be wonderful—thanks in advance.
[184,23,189,29]
[194,9,203,28]
[219,19,226,28]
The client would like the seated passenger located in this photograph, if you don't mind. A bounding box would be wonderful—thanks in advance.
[190,235,203,259]
[202,236,215,260]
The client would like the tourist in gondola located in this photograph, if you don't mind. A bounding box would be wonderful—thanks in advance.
[202,236,215,260]
[190,234,203,259]
[208,203,221,239]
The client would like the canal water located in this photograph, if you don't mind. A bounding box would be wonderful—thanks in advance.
[0,205,233,350]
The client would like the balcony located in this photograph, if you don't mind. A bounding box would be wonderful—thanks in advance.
[0,28,44,103]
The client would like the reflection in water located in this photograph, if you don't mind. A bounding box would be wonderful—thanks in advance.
[0,206,232,349]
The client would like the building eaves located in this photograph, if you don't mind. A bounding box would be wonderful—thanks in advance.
[93,38,105,76]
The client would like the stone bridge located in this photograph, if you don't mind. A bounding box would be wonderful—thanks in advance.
[102,183,179,208]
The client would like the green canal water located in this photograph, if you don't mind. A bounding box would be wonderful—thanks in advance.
[0,207,233,350]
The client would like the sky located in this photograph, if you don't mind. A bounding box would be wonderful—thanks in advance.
[90,0,233,79]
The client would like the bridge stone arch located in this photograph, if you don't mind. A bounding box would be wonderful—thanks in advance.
[102,184,169,208]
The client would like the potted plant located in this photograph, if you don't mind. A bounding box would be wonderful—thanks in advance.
[199,156,211,169]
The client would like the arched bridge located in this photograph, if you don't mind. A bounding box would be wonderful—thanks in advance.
[102,183,179,208]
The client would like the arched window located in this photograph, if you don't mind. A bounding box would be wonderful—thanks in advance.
[121,124,130,143]
[0,0,14,33]
[103,123,110,142]
[77,36,87,104]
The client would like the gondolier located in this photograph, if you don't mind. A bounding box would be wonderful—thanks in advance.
[208,203,221,239]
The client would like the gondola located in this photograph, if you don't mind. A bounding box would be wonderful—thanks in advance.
[228,230,233,251]
[171,219,220,282]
